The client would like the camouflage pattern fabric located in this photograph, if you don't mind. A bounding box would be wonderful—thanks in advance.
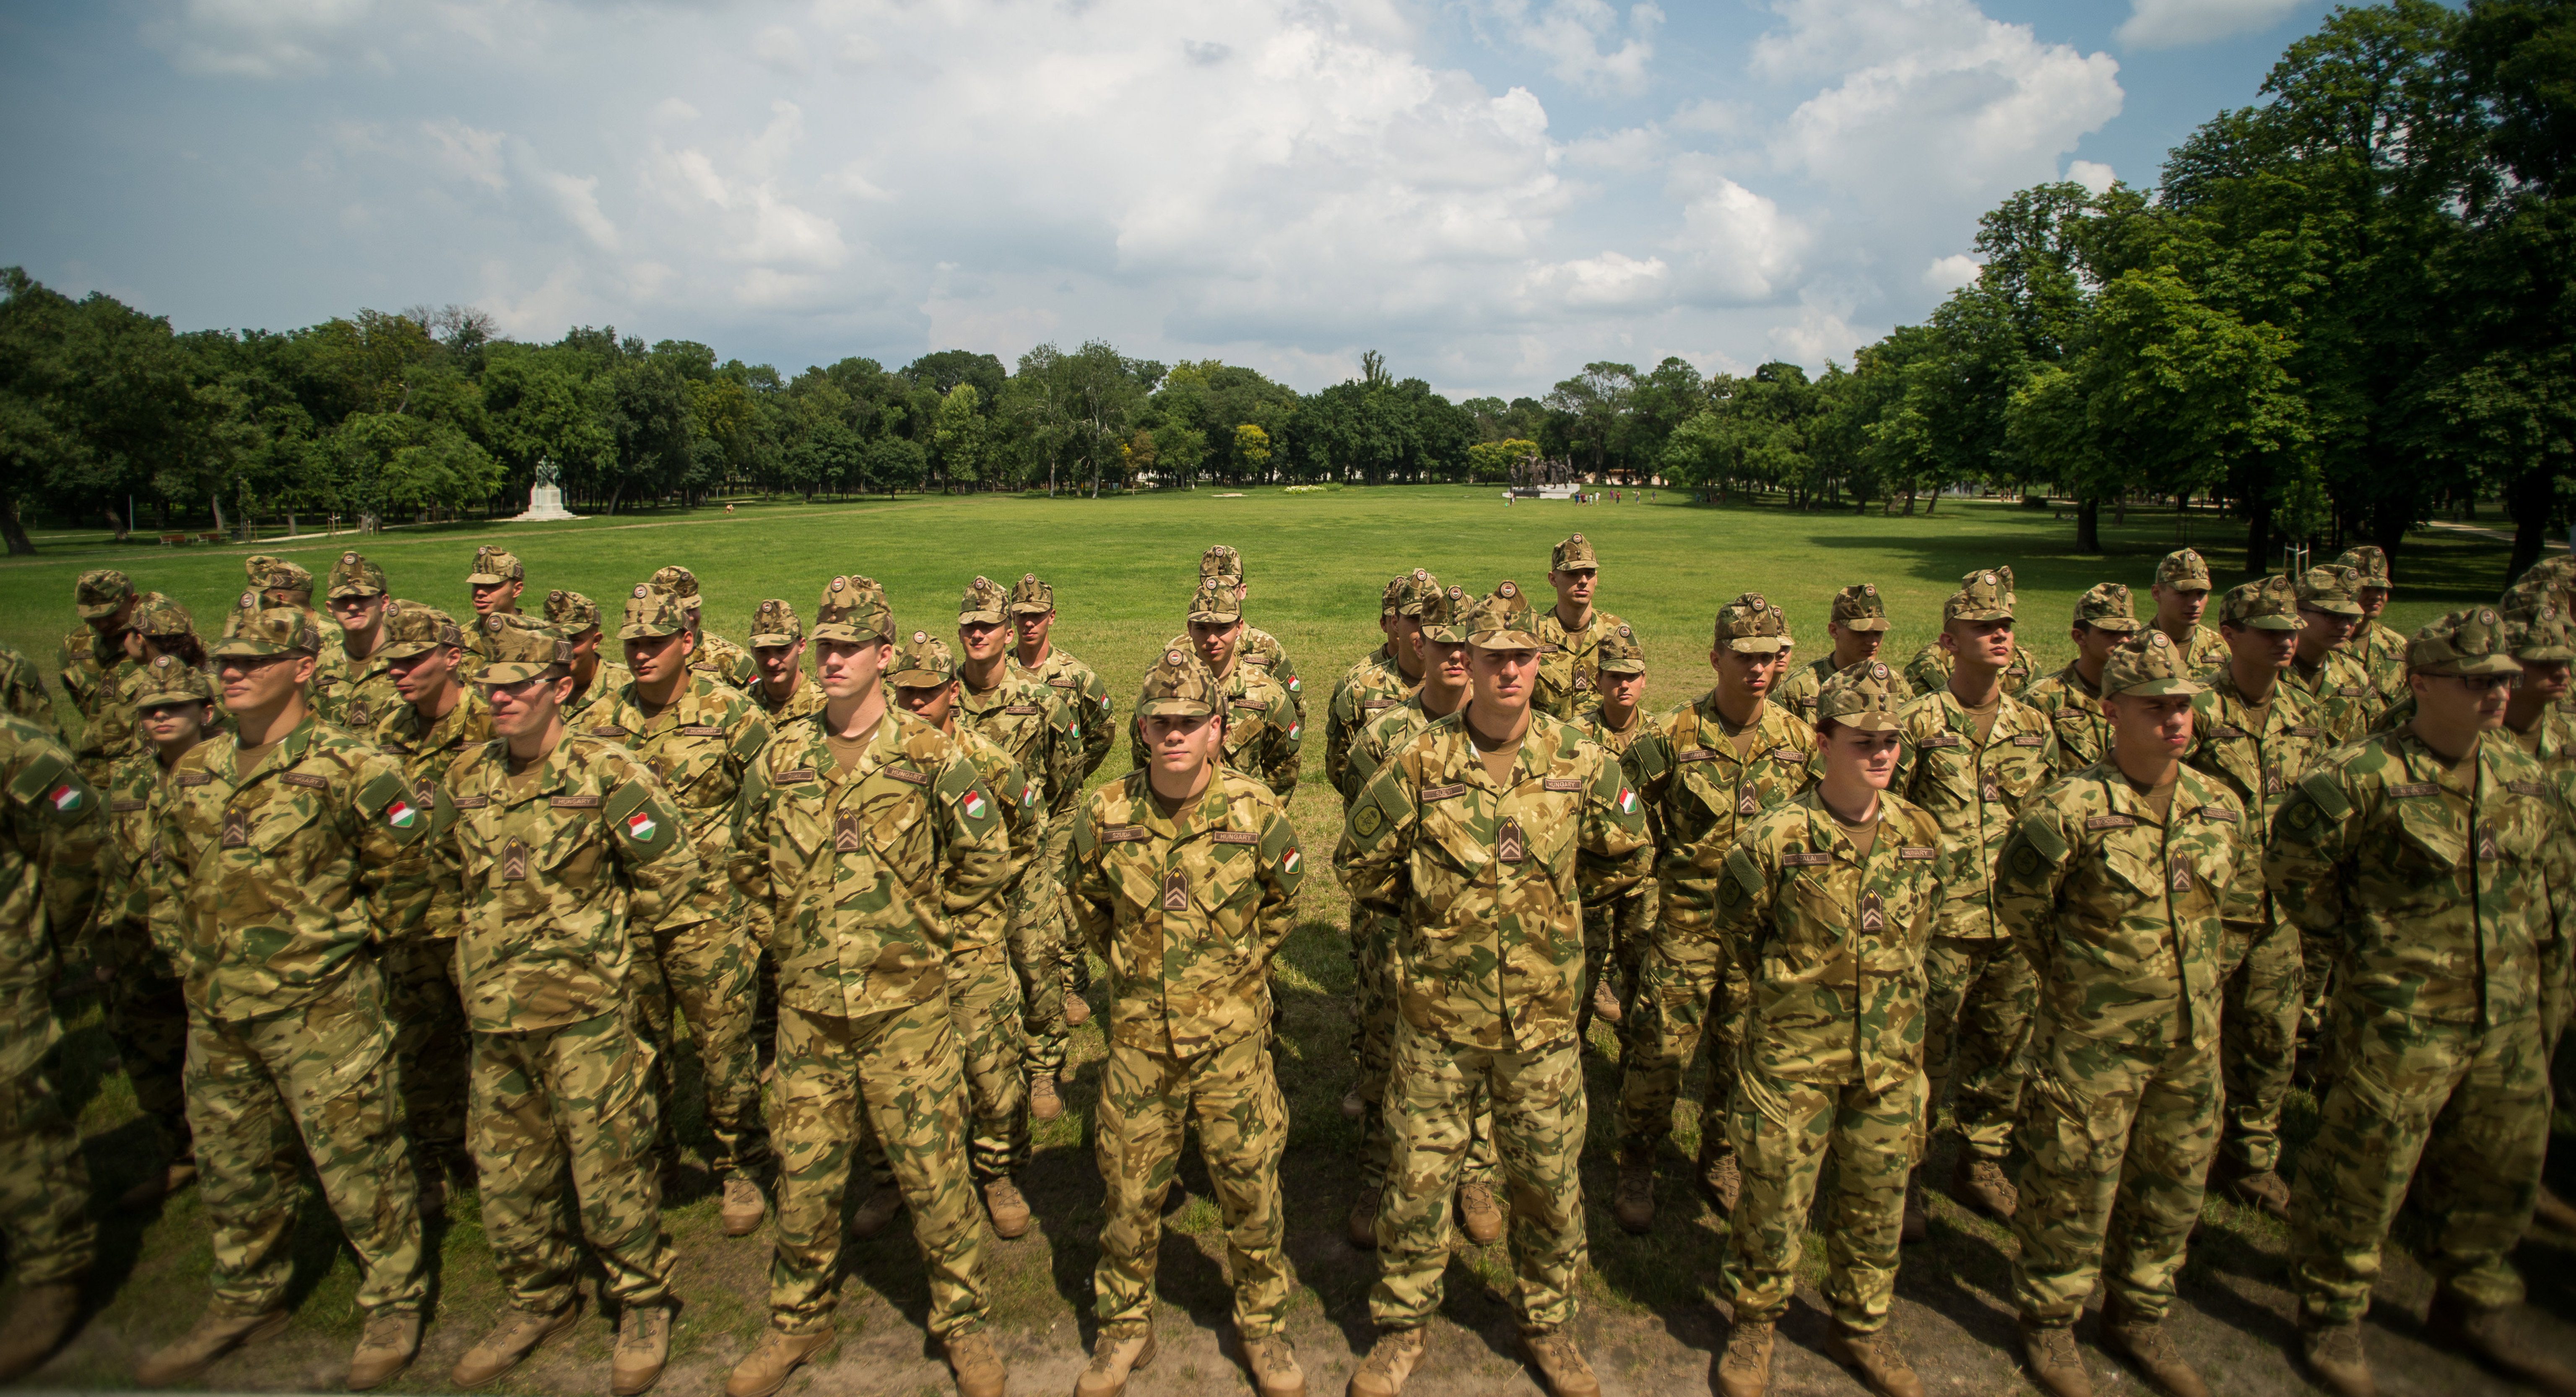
[562,658,633,724]
[955,661,1080,1083]
[1773,654,1916,727]
[1572,703,1655,1035]
[2282,648,2381,745]
[1168,624,1306,734]
[2020,663,2113,776]
[752,674,825,728]
[1130,659,1300,798]
[321,644,400,731]
[0,644,62,743]
[1016,641,1115,784]
[374,693,493,1163]
[2168,625,2231,674]
[863,943,1028,1186]
[1326,645,1419,800]
[95,750,193,1166]
[2349,616,2410,709]
[1534,607,1632,720]
[1901,639,2040,698]
[0,717,103,1289]
[57,625,135,737]
[691,628,763,692]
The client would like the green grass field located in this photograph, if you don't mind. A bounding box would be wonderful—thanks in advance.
[3,487,2566,1397]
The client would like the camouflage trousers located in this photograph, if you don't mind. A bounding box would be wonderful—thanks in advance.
[385,935,470,1171]
[1011,823,1074,1080]
[1725,1065,1924,1334]
[1373,1021,1587,1332]
[185,969,426,1317]
[1354,906,1497,1193]
[1576,883,1655,1045]
[1925,933,2035,1161]
[1094,1030,1292,1338]
[2215,917,2301,1173]
[2290,1004,2548,1324]
[629,912,767,1179]
[865,945,1027,1184]
[0,1060,94,1287]
[472,1010,675,1313]
[103,962,193,1167]
[1616,922,1748,1163]
[2009,1022,2218,1327]
[769,997,989,1339]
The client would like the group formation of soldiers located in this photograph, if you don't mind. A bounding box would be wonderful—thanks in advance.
[0,528,2568,1397]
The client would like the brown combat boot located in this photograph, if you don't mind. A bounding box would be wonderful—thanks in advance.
[1458,1180,1504,1244]
[609,1304,671,1397]
[2535,1184,2576,1233]
[1699,1140,1742,1215]
[1590,974,1624,1025]
[1064,993,1093,1026]
[346,1311,421,1391]
[2300,1317,2374,1397]
[0,1280,83,1383]
[943,1329,1007,1397]
[1900,1176,1929,1244]
[1076,1328,1156,1397]
[1246,1334,1306,1397]
[1029,1072,1065,1122]
[2211,1158,2290,1220]
[725,1326,835,1397]
[1615,1148,1656,1233]
[137,1306,291,1387]
[120,1159,198,1208]
[848,1183,905,1239]
[1716,1316,1774,1397]
[1348,1185,1380,1250]
[983,1176,1032,1238]
[2428,1291,2576,1395]
[721,1176,768,1237]
[2099,1297,2208,1397]
[1828,1325,1925,1397]
[450,1300,581,1388]
[1953,1154,2017,1219]
[1347,1326,1427,1397]
[1521,1327,1601,1397]
[2020,1320,2092,1397]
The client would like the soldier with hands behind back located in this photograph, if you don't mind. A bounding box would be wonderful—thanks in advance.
[1774,584,1913,725]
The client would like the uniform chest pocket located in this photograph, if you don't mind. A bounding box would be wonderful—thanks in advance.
[538,811,604,886]
[845,781,931,871]
[1676,758,1749,822]
[1418,795,1493,877]
[245,789,324,856]
[1103,841,1170,915]
[649,732,730,801]
[2389,798,2469,872]
[1781,865,1853,947]
[772,782,832,860]
[1995,747,2052,800]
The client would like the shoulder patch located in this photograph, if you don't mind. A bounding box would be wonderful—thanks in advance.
[2020,813,2070,863]
[2298,770,2356,821]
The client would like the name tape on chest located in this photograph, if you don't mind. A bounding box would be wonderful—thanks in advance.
[1004,704,1044,716]
[2509,778,2548,797]
[677,724,728,737]
[2198,805,2236,823]
[2085,813,2137,830]
[1677,748,1721,763]
[882,767,930,786]
[2387,782,2441,798]
[550,795,600,808]
[1543,777,1584,792]
[778,768,818,784]
[1102,825,1152,842]
[1917,733,1963,749]
[1422,783,1466,801]
[1899,846,1937,859]
[1783,850,1833,866]
[451,795,490,809]
[110,797,146,813]
[281,772,330,790]
[2212,724,2247,740]
[176,771,213,787]
[2012,733,2046,748]
[1210,829,1260,844]
[592,724,630,738]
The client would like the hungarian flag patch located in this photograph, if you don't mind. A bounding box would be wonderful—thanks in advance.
[1617,787,1638,815]
[1287,722,1302,741]
[385,798,417,829]
[1282,845,1302,874]
[46,782,82,815]
[962,788,990,820]
[625,810,659,843]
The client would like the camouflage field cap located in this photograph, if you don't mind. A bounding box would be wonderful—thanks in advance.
[543,589,601,634]
[1716,592,1792,653]
[619,583,690,641]
[1595,623,1646,676]
[2508,607,2576,664]
[1828,583,1892,633]
[1378,573,1411,617]
[2409,608,2520,678]
[1470,580,1541,650]
[2219,576,2304,632]
[2101,630,2206,699]
[250,556,315,598]
[132,592,195,639]
[466,545,524,586]
[889,630,959,688]
[1944,569,2017,624]
[1552,533,1598,572]
[1815,660,1905,732]
[327,551,389,600]
[2501,576,2558,621]
[211,596,320,659]
[2337,545,2392,590]
[1417,584,1476,646]
[1187,577,1244,624]
[2294,565,2364,618]
[2155,548,2213,593]
[1136,648,1220,718]
[2073,582,2142,632]
[748,599,802,647]
[1008,573,1055,616]
[1199,544,1245,582]
[476,616,574,685]
[812,575,893,644]
[1393,569,1446,619]
[957,575,1010,625]
[75,568,135,620]
[378,603,467,661]
[130,653,216,709]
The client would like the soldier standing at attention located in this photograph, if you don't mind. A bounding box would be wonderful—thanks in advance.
[2184,577,2326,1219]
[0,642,60,741]
[747,600,823,728]
[2267,609,2576,1397]
[594,582,775,1236]
[1993,631,2258,1397]
[651,565,762,691]
[1139,580,1300,798]
[1572,622,1651,1036]
[463,547,528,678]
[371,605,490,1215]
[2336,547,2408,708]
[323,553,399,729]
[1008,572,1114,1032]
[138,599,430,1391]
[2147,550,2231,675]
[723,576,1012,1397]
[2282,567,2381,744]
[543,590,631,722]
[1892,569,2059,1227]
[1710,662,1952,1397]
[1193,545,1305,733]
[431,621,700,1397]
[1534,534,1627,720]
[2490,607,2576,1233]
[1339,588,1652,1397]
[0,712,104,1384]
[63,570,141,785]
[1774,584,1912,725]
[1902,569,2042,697]
[1326,572,1436,799]
[248,558,351,676]
[1066,651,1307,1397]
[1615,592,1819,1229]
[2021,584,2143,776]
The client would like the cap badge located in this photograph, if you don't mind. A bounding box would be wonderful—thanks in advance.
[1871,662,1889,678]
[2150,632,2169,647]
[631,585,648,599]
[237,591,256,608]
[1448,585,1463,599]
[2482,609,2498,624]
[342,552,357,563]
[1498,582,1517,597]
[913,631,928,643]
[1165,649,1185,666]
[487,616,505,633]
[1981,572,1998,586]
[1022,573,1036,584]
[549,590,565,603]
[1617,624,1632,636]
[1570,533,1584,543]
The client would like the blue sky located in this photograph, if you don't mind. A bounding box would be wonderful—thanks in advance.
[0,0,2339,398]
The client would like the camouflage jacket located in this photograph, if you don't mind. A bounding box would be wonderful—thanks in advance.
[752,674,826,730]
[146,716,431,1020]
[0,645,60,742]
[460,605,522,673]
[1534,608,1630,720]
[1891,688,2061,939]
[374,696,496,934]
[586,674,775,880]
[561,660,634,725]
[76,664,142,781]
[1325,647,1419,800]
[2504,706,2576,794]
[1703,789,1955,1090]
[2020,663,2113,777]
[1996,762,2260,1052]
[1130,660,1300,799]
[2352,619,2410,707]
[1774,654,1915,728]
[1902,641,2039,698]
[1338,711,1652,1049]
[1571,704,1648,758]
[2167,624,2231,675]
[94,749,182,979]
[318,644,398,731]
[2282,649,2380,745]
[1018,643,1114,783]
[431,735,704,1033]
[731,709,1014,1020]
[0,718,103,1080]
[57,627,134,724]
[1346,693,1458,800]
[2184,670,2328,893]
[2267,727,2570,1028]
[957,664,1080,814]
[1168,625,1304,732]
[692,629,762,692]
[1624,695,1823,937]
[948,724,1045,953]
[1068,768,1301,1058]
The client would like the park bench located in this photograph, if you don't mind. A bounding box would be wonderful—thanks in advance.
[159,532,188,546]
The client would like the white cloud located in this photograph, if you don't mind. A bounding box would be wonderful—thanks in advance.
[2067,158,2116,193]
[1668,161,1809,303]
[424,119,507,192]
[538,169,619,252]
[1468,0,1663,94]
[149,0,376,78]
[751,25,808,75]
[2116,0,2303,49]
[1923,253,1981,291]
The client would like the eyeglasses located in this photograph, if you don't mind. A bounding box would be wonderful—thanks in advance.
[2449,673,2515,693]
[481,676,554,701]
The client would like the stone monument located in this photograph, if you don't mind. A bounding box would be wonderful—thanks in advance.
[508,459,581,522]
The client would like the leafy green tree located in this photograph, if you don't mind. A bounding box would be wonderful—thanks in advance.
[0,268,213,552]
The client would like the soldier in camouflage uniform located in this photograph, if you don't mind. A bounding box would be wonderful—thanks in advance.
[1066,650,1307,1397]
[321,552,399,728]
[1136,578,1300,797]
[595,582,774,1233]
[1191,544,1306,733]
[543,589,633,721]
[2147,549,2231,675]
[1534,534,1629,720]
[2283,567,2381,743]
[0,643,60,742]
[2020,583,2142,776]
[1616,592,1821,1230]
[2487,607,2576,1234]
[1008,572,1114,1031]
[0,713,105,1384]
[1326,571,1438,799]
[1711,662,1954,1397]
[427,620,697,1397]
[725,574,1012,1397]
[1892,569,2060,1223]
[1572,621,1652,1037]
[2268,609,2576,1397]
[248,557,353,701]
[1774,584,1913,724]
[61,568,140,764]
[650,564,762,691]
[1902,568,2043,697]
[1994,631,2259,1397]
[139,598,430,1390]
[2336,546,2408,708]
[1339,588,1652,1397]
[748,599,824,727]
[463,546,528,677]
[77,592,189,784]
